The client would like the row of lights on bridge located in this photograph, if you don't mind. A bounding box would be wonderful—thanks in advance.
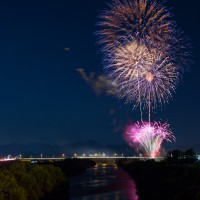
[15,153,125,159]
[17,154,66,159]
[73,153,124,157]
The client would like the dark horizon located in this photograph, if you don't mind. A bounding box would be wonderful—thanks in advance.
[0,140,200,159]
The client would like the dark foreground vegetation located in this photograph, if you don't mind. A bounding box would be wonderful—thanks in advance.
[0,162,65,200]
[118,149,200,200]
[52,158,96,176]
[0,158,96,200]
[42,158,96,200]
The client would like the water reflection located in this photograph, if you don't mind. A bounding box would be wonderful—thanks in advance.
[69,164,139,200]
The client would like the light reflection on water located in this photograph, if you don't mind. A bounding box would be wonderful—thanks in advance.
[69,164,139,200]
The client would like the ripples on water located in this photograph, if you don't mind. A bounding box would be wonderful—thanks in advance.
[69,164,139,200]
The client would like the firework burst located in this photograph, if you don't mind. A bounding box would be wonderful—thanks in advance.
[107,40,180,109]
[97,0,190,110]
[97,0,174,51]
[96,0,190,157]
[123,121,175,158]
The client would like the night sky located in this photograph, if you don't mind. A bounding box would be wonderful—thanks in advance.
[0,0,199,146]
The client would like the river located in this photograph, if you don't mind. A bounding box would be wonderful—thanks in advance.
[69,163,139,200]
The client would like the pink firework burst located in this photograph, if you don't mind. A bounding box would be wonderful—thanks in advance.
[123,121,176,158]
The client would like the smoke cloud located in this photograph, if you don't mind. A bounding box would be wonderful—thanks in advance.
[76,68,118,96]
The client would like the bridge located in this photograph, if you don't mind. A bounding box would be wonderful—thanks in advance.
[20,156,164,164]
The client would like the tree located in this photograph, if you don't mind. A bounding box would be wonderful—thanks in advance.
[168,149,183,160]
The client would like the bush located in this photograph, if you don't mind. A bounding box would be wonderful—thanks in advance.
[118,159,200,200]
[0,163,66,200]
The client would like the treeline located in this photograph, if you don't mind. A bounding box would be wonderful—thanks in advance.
[167,148,198,163]
[118,154,200,200]
[0,158,96,200]
[0,162,66,200]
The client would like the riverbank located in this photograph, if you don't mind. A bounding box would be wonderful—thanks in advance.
[0,161,66,199]
[118,159,200,200]
[41,158,96,200]
[0,159,96,200]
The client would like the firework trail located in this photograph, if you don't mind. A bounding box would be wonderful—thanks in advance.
[123,121,175,158]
